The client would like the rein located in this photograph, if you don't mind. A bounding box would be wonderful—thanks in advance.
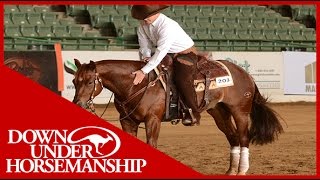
[115,71,164,121]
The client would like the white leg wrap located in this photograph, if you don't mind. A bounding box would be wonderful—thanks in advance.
[226,146,240,175]
[238,147,250,175]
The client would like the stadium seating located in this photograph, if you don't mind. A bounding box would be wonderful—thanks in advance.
[4,13,13,25]
[247,41,260,51]
[94,39,109,50]
[86,5,103,16]
[4,38,13,49]
[4,5,20,13]
[11,12,29,25]
[62,39,78,50]
[223,28,238,40]
[85,30,102,37]
[78,39,94,50]
[250,29,266,40]
[5,25,22,36]
[13,39,29,50]
[37,25,55,37]
[291,5,315,21]
[237,28,251,40]
[187,6,203,16]
[3,4,316,52]
[42,12,59,25]
[302,28,316,38]
[20,25,38,37]
[27,12,45,25]
[33,5,51,13]
[52,25,70,37]
[289,28,305,41]
[18,5,34,13]
[205,41,219,51]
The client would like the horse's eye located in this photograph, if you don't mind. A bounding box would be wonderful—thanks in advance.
[88,81,93,85]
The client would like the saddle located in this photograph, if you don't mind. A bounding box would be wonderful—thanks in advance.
[194,55,234,110]
[156,54,233,124]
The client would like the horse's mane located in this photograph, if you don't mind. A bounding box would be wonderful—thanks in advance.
[94,60,147,75]
[95,60,144,65]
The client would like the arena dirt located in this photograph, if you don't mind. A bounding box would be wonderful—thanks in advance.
[95,102,316,175]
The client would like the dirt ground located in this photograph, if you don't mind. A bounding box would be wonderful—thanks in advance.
[95,102,316,175]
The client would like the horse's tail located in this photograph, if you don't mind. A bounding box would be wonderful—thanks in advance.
[249,84,284,145]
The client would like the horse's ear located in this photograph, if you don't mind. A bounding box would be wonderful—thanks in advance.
[74,58,81,69]
[89,60,96,70]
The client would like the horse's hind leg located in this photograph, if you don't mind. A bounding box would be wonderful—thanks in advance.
[207,103,240,175]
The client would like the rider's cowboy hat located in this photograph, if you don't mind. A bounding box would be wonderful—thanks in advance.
[131,5,169,20]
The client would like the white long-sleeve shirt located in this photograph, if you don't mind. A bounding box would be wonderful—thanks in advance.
[137,13,194,74]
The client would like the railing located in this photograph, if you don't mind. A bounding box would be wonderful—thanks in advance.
[4,36,316,52]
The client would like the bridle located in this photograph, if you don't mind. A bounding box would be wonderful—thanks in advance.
[86,71,103,113]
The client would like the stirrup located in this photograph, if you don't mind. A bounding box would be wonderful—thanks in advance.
[171,119,180,125]
[182,119,193,126]
[188,108,196,123]
[170,103,177,108]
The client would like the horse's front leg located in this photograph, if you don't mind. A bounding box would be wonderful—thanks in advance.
[144,114,161,148]
[232,111,250,175]
[119,117,139,137]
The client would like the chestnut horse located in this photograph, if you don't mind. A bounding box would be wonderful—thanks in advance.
[65,57,283,175]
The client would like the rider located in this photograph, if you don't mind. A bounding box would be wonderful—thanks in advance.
[131,5,198,125]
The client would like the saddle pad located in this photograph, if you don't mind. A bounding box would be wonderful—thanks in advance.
[194,59,234,92]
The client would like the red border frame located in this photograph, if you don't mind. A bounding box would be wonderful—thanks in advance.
[1,1,319,179]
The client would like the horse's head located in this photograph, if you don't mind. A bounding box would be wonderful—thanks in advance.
[65,59,103,111]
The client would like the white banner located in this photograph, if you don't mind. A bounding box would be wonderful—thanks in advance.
[283,52,316,95]
[61,51,140,104]
[211,52,283,97]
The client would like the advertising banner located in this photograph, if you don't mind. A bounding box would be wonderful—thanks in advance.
[211,52,283,90]
[283,52,316,95]
[4,51,60,94]
[211,52,284,97]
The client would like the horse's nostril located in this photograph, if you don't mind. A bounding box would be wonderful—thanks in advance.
[77,101,90,110]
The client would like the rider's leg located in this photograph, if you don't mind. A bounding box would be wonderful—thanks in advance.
[168,69,179,119]
[173,53,200,125]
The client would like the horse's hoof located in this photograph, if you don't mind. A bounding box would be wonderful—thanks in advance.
[225,169,237,175]
[237,172,247,175]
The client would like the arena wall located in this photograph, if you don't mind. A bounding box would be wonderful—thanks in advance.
[62,51,316,103]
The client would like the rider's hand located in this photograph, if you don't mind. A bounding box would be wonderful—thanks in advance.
[132,70,146,85]
[142,57,150,62]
